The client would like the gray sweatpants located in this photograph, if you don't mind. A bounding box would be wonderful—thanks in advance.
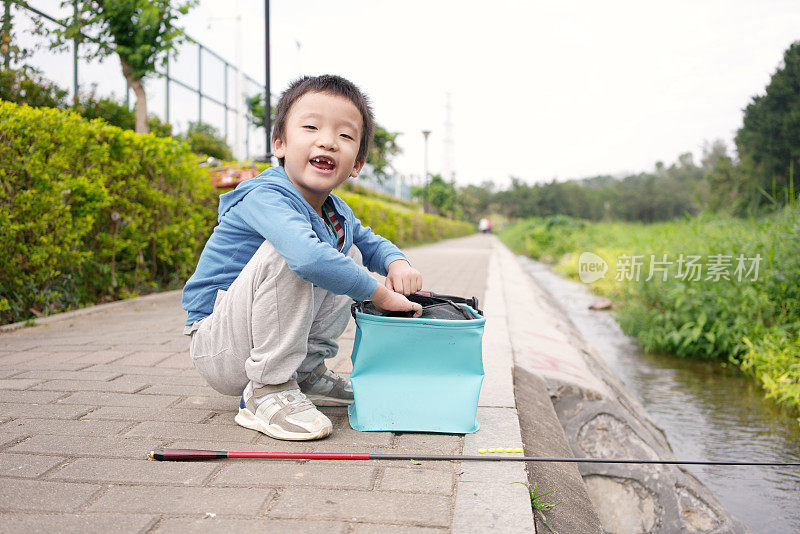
[187,240,360,396]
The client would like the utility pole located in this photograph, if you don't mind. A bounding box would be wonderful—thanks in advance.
[2,1,11,69]
[264,0,271,158]
[422,130,431,213]
[72,0,79,105]
[443,92,454,182]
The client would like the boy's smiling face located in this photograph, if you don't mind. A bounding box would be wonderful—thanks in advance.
[273,91,365,213]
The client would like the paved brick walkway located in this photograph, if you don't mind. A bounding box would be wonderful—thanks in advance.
[0,234,535,533]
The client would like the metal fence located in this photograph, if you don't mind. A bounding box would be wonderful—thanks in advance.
[5,0,269,160]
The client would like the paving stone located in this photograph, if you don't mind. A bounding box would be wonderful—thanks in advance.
[88,485,271,515]
[0,390,66,404]
[0,351,86,366]
[319,421,393,447]
[154,353,194,369]
[0,452,66,477]
[0,418,132,437]
[13,369,122,381]
[452,481,534,534]
[461,407,525,483]
[0,402,93,420]
[0,479,101,512]
[0,379,43,390]
[166,439,316,454]
[82,406,212,423]
[31,376,151,393]
[269,488,451,527]
[56,390,181,408]
[125,421,258,443]
[0,362,86,372]
[211,462,375,489]
[8,435,165,459]
[66,351,132,365]
[307,442,399,455]
[111,351,178,366]
[0,512,157,533]
[308,458,458,473]
[173,395,240,411]
[0,368,22,379]
[393,432,463,455]
[377,467,454,495]
[48,458,218,485]
[27,345,114,353]
[139,384,217,396]
[83,364,183,377]
[353,525,447,534]
[139,374,208,386]
[204,412,243,426]
[153,518,348,533]
[0,426,31,448]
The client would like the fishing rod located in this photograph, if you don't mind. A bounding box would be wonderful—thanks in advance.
[148,449,800,466]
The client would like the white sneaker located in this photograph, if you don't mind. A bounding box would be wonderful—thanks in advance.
[298,363,354,406]
[235,380,332,440]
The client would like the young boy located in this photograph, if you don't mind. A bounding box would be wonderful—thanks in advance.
[182,75,423,441]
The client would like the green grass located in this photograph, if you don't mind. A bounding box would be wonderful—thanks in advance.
[515,477,562,533]
[499,206,800,417]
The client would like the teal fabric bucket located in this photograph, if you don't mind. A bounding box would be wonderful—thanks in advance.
[348,304,485,433]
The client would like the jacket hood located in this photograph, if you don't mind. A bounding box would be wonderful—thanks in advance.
[217,166,313,222]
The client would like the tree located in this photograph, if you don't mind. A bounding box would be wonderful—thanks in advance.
[413,174,457,216]
[735,41,800,207]
[368,125,401,178]
[54,0,196,133]
[176,121,233,160]
[245,92,274,131]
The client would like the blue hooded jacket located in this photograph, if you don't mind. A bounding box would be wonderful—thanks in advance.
[182,166,407,325]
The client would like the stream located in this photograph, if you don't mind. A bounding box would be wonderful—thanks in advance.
[519,256,800,533]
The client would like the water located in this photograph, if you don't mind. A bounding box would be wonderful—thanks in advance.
[520,257,800,534]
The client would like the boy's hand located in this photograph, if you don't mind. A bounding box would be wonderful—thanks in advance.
[370,284,423,318]
[385,260,423,296]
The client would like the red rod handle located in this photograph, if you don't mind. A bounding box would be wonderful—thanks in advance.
[229,452,371,460]
[150,449,227,461]
[149,449,372,461]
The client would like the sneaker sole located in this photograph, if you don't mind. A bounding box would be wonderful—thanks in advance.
[234,408,332,441]
[306,394,354,407]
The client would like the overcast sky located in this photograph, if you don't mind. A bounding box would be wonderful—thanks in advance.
[18,0,800,187]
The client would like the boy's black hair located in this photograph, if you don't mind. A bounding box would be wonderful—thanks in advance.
[272,75,375,167]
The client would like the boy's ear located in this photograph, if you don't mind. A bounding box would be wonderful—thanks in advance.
[272,136,286,159]
[350,158,366,178]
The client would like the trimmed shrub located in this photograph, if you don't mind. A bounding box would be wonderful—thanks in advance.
[339,191,474,247]
[0,100,217,324]
[0,100,474,325]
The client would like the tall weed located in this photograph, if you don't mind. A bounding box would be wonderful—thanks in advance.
[499,207,800,414]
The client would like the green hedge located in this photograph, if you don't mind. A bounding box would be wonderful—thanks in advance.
[339,191,475,246]
[0,101,474,325]
[0,100,217,324]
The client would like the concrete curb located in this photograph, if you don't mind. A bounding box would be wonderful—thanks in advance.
[452,237,535,533]
[0,290,182,334]
[493,238,604,533]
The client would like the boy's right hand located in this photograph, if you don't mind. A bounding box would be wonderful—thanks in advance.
[370,284,423,318]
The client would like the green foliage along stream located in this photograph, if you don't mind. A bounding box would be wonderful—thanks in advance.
[499,209,800,416]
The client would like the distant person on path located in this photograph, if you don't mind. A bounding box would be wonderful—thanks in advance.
[182,75,423,441]
[479,218,492,233]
